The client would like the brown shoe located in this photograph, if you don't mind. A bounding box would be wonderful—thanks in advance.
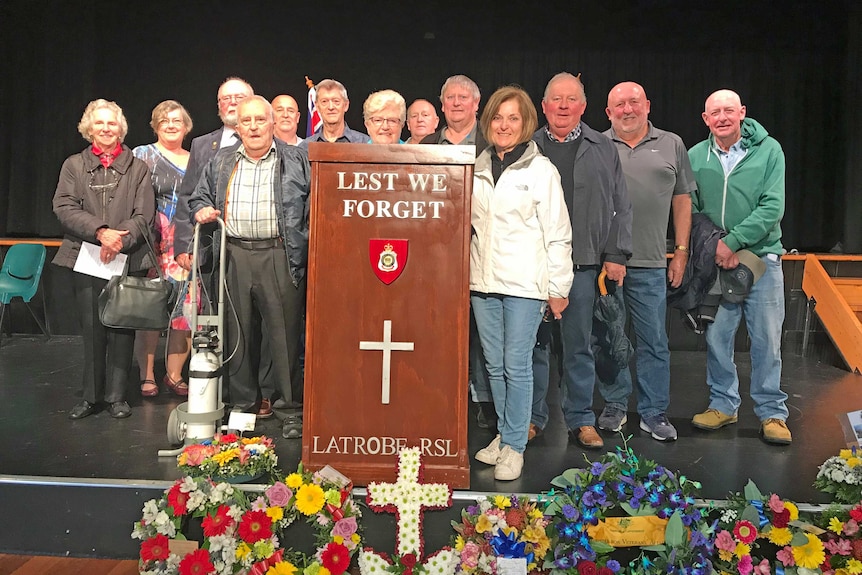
[692,408,737,430]
[257,398,273,419]
[572,426,604,449]
[528,423,543,442]
[761,418,792,445]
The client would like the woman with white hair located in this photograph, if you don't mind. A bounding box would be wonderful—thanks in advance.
[363,89,406,144]
[52,99,155,420]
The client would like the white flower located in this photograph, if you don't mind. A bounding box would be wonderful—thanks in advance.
[721,509,738,522]
[153,510,176,537]
[180,476,198,493]
[209,482,234,504]
[187,490,208,512]
[227,504,244,521]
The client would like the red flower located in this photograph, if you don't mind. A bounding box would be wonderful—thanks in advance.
[238,510,273,543]
[505,509,526,530]
[733,520,758,544]
[851,539,862,560]
[772,509,791,528]
[851,505,862,523]
[178,548,215,575]
[460,517,476,538]
[578,560,598,575]
[202,505,234,537]
[220,433,239,444]
[321,542,351,575]
[401,553,418,568]
[168,483,190,516]
[598,568,614,575]
[140,534,170,562]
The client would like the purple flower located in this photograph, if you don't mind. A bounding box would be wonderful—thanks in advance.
[562,504,579,521]
[633,486,647,499]
[265,482,293,507]
[606,560,621,573]
[590,462,610,476]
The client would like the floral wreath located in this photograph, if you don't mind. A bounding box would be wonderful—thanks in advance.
[815,500,862,575]
[359,446,460,575]
[713,480,826,575]
[540,440,714,575]
[816,449,862,505]
[452,494,550,574]
[177,433,279,480]
[133,438,361,575]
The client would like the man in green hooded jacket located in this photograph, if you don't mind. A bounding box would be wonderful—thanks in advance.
[687,89,791,445]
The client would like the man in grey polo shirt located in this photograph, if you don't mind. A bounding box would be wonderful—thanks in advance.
[596,81,694,441]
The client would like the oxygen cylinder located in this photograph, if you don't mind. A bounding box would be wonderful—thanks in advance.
[186,350,220,440]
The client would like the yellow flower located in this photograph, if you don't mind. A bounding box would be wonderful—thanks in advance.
[528,508,544,522]
[830,517,845,534]
[848,560,862,575]
[267,506,284,522]
[849,457,862,468]
[333,535,344,545]
[785,501,799,521]
[475,514,492,533]
[523,525,550,557]
[351,533,360,544]
[735,544,751,558]
[286,473,304,489]
[213,447,239,466]
[178,452,188,466]
[242,437,262,445]
[494,495,512,509]
[841,449,854,459]
[792,533,826,569]
[718,550,733,562]
[268,561,298,575]
[455,535,465,551]
[236,542,252,560]
[502,526,518,537]
[767,527,793,546]
[295,483,326,515]
[837,569,851,575]
[318,568,331,575]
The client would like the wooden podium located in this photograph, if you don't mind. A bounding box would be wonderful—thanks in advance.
[302,143,475,488]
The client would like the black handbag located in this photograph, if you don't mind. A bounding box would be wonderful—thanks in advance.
[98,220,176,331]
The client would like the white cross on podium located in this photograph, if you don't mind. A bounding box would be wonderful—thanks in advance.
[359,319,414,404]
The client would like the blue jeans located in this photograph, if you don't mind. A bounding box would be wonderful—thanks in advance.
[554,266,600,429]
[705,255,788,421]
[469,307,492,403]
[471,293,544,453]
[531,339,551,429]
[596,267,670,419]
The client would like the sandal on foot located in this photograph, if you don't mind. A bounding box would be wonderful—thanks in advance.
[163,375,189,397]
[140,379,159,397]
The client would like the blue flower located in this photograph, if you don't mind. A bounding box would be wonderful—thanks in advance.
[590,462,610,476]
[607,559,621,573]
[562,504,579,521]
[633,485,646,499]
[648,491,662,506]
[689,530,708,549]
[557,521,579,540]
[554,550,574,569]
[582,507,599,525]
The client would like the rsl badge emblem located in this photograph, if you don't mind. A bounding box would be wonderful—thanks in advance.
[369,239,408,285]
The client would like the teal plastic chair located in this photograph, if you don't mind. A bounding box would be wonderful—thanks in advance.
[0,243,50,347]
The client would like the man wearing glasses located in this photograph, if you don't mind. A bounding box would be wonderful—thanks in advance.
[421,74,487,152]
[175,76,254,269]
[188,96,311,441]
[300,79,367,146]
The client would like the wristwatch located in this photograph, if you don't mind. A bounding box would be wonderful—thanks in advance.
[674,245,689,253]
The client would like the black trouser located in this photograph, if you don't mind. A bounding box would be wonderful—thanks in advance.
[224,240,305,418]
[73,272,140,404]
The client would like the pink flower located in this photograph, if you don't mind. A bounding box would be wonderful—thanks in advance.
[265,482,293,507]
[826,538,852,555]
[461,542,480,569]
[251,496,268,511]
[332,516,358,539]
[768,494,785,513]
[716,530,736,552]
[777,546,796,567]
[845,519,860,536]
[738,555,753,575]
[753,558,771,575]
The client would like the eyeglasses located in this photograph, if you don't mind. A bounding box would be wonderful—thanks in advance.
[369,117,402,127]
[158,118,185,127]
[218,94,248,104]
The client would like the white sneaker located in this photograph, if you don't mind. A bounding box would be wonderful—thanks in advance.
[475,434,502,465]
[494,445,524,481]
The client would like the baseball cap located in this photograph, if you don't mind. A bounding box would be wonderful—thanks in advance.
[719,250,767,303]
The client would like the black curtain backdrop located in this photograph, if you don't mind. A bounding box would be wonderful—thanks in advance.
[1,0,858,252]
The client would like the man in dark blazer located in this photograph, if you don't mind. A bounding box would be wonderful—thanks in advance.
[174,77,254,263]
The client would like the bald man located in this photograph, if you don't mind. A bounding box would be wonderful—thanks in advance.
[273,94,303,146]
[405,99,439,144]
[592,82,694,442]
[688,89,791,445]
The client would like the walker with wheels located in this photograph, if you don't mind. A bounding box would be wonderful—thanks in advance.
[158,218,227,457]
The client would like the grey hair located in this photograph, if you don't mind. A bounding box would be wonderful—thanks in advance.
[316,79,349,101]
[363,90,406,122]
[77,99,128,143]
[543,72,586,102]
[439,75,480,102]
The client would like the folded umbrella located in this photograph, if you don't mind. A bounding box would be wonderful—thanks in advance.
[593,270,634,369]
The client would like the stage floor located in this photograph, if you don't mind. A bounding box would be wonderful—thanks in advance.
[0,335,859,503]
